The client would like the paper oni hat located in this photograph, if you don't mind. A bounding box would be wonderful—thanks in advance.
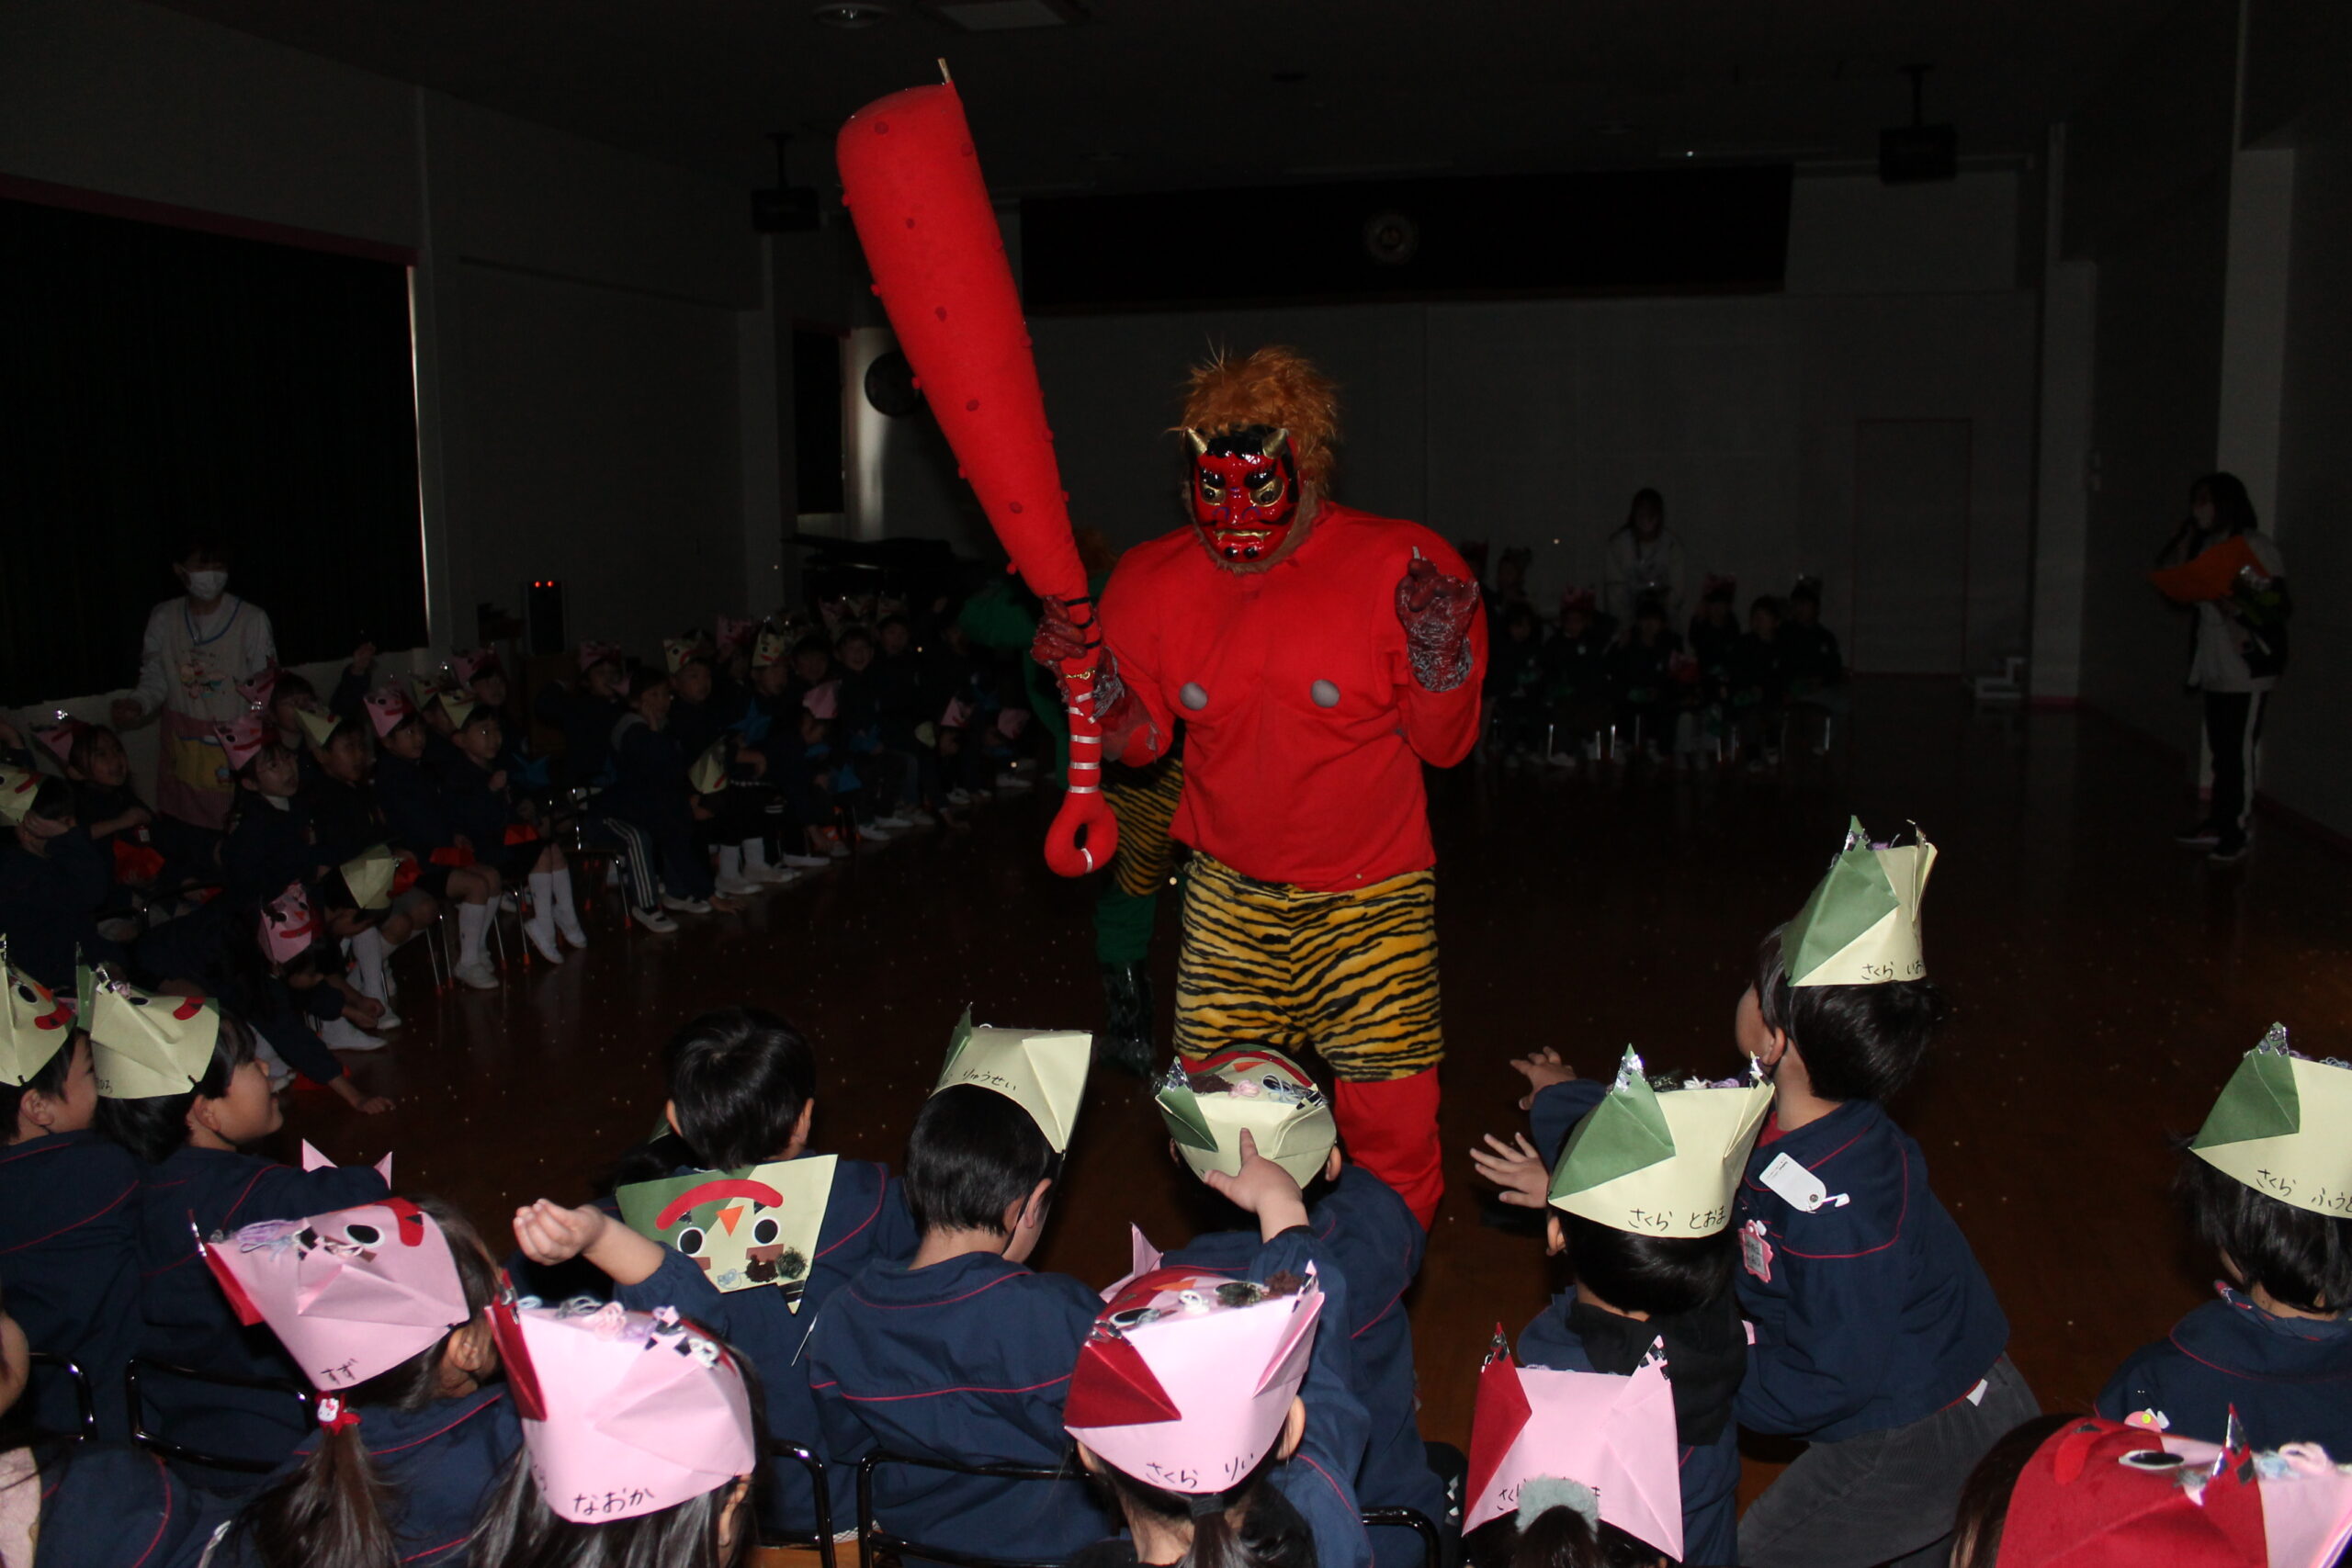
[616,1156,838,1309]
[1465,1336,1683,1559]
[450,648,502,687]
[495,1298,757,1524]
[80,966,220,1100]
[294,707,346,750]
[1156,1049,1337,1189]
[235,664,282,712]
[752,629,788,670]
[33,717,90,767]
[1994,1416,2352,1568]
[201,1199,467,1393]
[688,743,729,796]
[802,681,839,720]
[214,713,271,773]
[363,687,416,739]
[259,882,321,964]
[340,847,399,911]
[933,1007,1091,1153]
[1064,1263,1323,1495]
[1783,816,1936,987]
[0,942,74,1088]
[433,693,477,731]
[2189,1024,2352,1220]
[1548,1049,1771,1238]
[715,616,755,660]
[0,766,38,827]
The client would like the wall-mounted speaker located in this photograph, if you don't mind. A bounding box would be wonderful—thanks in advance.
[525,580,565,656]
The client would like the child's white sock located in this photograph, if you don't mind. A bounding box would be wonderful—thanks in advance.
[526,871,558,932]
[350,926,390,1001]
[458,900,492,969]
[718,845,743,884]
[743,838,771,871]
[548,866,588,943]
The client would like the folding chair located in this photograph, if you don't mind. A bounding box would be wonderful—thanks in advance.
[1363,1506,1446,1568]
[854,1450,1084,1568]
[125,1357,312,1475]
[27,1352,94,1442]
[758,1440,839,1568]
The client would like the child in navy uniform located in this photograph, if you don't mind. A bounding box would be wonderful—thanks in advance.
[218,719,322,908]
[535,643,630,792]
[2097,1023,2352,1454]
[598,662,737,920]
[1154,1049,1442,1567]
[361,698,505,990]
[507,1005,916,1537]
[440,704,585,964]
[1729,821,2034,1568]
[0,773,120,989]
[804,1019,1114,1560]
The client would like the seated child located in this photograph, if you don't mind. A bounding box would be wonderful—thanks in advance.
[1486,604,1551,761]
[1730,820,2035,1568]
[205,1198,514,1568]
[1778,578,1845,700]
[441,703,586,962]
[43,719,176,899]
[507,1005,916,1535]
[835,626,918,833]
[1686,576,1740,688]
[1725,598,1786,762]
[534,643,630,793]
[451,648,549,796]
[243,882,399,1100]
[804,1018,1115,1559]
[595,661,737,922]
[1475,1046,1770,1566]
[1156,1050,1442,1566]
[322,847,438,1032]
[0,771,119,988]
[1602,597,1681,760]
[2097,1024,2352,1453]
[217,716,322,908]
[1543,590,1614,764]
[359,696,504,990]
[469,1300,762,1568]
[667,648,790,897]
[1461,1343,1685,1568]
[87,973,390,1473]
[0,960,141,1438]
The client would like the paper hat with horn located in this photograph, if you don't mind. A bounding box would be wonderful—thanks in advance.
[715,617,755,660]
[339,847,399,911]
[32,716,90,767]
[1559,587,1599,617]
[1782,817,1936,987]
[449,648,502,688]
[662,637,702,675]
[492,1297,757,1524]
[0,940,74,1088]
[235,664,283,712]
[80,966,221,1100]
[434,693,478,731]
[933,1006,1091,1154]
[1064,1263,1324,1495]
[363,687,416,739]
[577,641,624,674]
[1548,1050,1772,1238]
[213,713,271,774]
[258,882,322,965]
[2189,1024,2352,1221]
[0,765,40,827]
[688,743,729,796]
[1994,1416,2352,1568]
[616,1155,838,1309]
[1156,1049,1338,1190]
[201,1199,468,1393]
[802,681,840,721]
[294,707,345,750]
[1465,1333,1683,1559]
[752,629,788,670]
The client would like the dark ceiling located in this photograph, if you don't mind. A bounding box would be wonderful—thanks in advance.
[149,0,2168,195]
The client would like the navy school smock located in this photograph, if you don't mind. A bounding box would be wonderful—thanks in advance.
[32,1441,219,1568]
[2098,1283,2352,1455]
[1730,1100,2009,1443]
[1162,1166,1442,1568]
[219,799,315,910]
[0,1130,144,1438]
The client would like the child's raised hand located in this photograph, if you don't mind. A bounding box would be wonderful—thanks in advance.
[1201,1129,1311,1240]
[513,1199,606,1267]
[1509,1047,1576,1110]
[1469,1132,1551,1209]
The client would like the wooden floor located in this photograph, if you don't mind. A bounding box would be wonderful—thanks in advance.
[277,679,2352,1506]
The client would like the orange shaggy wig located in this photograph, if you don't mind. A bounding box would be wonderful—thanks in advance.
[1175,346,1341,486]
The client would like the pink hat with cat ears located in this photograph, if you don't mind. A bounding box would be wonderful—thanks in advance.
[257,882,320,964]
[363,688,416,740]
[216,712,271,772]
[235,664,283,712]
[802,682,840,720]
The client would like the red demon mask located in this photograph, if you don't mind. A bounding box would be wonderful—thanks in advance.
[1188,426,1301,565]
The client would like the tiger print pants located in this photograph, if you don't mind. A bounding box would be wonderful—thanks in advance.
[1170,852,1443,1082]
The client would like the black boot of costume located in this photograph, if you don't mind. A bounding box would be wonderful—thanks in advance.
[1097,962,1155,1079]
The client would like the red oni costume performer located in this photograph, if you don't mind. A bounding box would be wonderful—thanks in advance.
[1039,349,1485,1226]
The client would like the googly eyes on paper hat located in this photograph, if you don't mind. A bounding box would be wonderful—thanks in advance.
[449,648,502,688]
[363,688,416,740]
[258,882,322,965]
[752,630,789,670]
[32,717,91,768]
[0,941,74,1089]
[79,967,221,1100]
[235,664,283,712]
[214,714,271,774]
[1155,1050,1337,1189]
[0,765,40,827]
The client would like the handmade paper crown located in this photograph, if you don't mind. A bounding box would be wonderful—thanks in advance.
[662,637,702,675]
[495,1298,757,1524]
[752,629,788,670]
[33,716,89,767]
[688,743,729,797]
[616,1156,838,1309]
[715,617,755,659]
[434,693,477,730]
[200,1199,467,1393]
[1995,1416,2352,1568]
[0,941,73,1088]
[214,714,271,773]
[802,681,839,720]
[295,707,345,750]
[363,688,415,740]
[1559,587,1598,616]
[450,648,501,687]
[340,847,399,911]
[235,664,282,711]
[933,1007,1092,1154]
[1064,1264,1323,1495]
[1465,1336,1683,1559]
[79,966,220,1100]
[1782,816,1936,987]
[1548,1050,1771,1238]
[2189,1024,2352,1220]
[1156,1049,1337,1189]
[577,641,624,673]
[259,882,321,964]
[0,766,38,827]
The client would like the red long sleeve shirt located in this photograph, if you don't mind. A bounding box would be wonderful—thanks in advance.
[1099,504,1487,891]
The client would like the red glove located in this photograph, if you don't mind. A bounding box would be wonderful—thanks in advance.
[1396,555,1479,693]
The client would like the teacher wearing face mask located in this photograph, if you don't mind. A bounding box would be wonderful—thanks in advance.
[110,539,277,834]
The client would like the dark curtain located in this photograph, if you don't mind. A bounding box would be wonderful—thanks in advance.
[0,197,425,705]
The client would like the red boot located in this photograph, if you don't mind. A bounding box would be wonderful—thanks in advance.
[1333,1068,1443,1228]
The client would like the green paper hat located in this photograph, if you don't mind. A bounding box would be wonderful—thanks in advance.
[933,1006,1092,1153]
[1784,817,1937,987]
[2189,1024,2352,1218]
[81,965,221,1100]
[1547,1048,1772,1237]
[1155,1049,1338,1189]
[616,1155,838,1308]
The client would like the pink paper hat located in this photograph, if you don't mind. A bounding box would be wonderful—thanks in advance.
[1064,1264,1323,1495]
[1559,587,1598,615]
[715,616,755,658]
[450,647,503,687]
[940,694,976,728]
[363,687,416,740]
[257,882,321,964]
[492,1297,756,1524]
[235,663,283,712]
[32,717,90,767]
[1465,1336,1684,1560]
[200,1199,469,1393]
[216,711,272,772]
[802,681,840,720]
[577,640,624,673]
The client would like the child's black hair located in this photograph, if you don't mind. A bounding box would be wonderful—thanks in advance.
[63,725,119,776]
[1948,1413,2082,1568]
[92,1008,262,1166]
[0,1030,83,1144]
[662,1006,817,1170]
[232,1198,497,1568]
[1088,1445,1313,1568]
[835,625,874,649]
[274,671,318,705]
[903,1084,1059,1237]
[1465,1509,1667,1568]
[2177,1150,2352,1313]
[23,777,74,825]
[791,633,832,663]
[624,663,669,705]
[1753,928,1949,1103]
[1748,596,1782,624]
[876,614,910,637]
[1561,1212,1735,1319]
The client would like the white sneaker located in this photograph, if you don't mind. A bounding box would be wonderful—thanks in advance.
[857,824,895,843]
[906,808,940,828]
[496,893,520,914]
[713,874,762,897]
[524,919,566,964]
[994,773,1033,794]
[632,905,680,933]
[321,1017,390,1053]
[455,958,500,992]
[555,915,590,949]
[872,814,913,829]
[945,788,973,806]
[660,893,713,915]
[370,1005,404,1030]
[744,863,792,885]
[778,852,831,870]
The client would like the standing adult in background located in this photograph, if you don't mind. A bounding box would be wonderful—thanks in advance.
[110,541,276,835]
[2159,472,2289,865]
[1604,487,1686,627]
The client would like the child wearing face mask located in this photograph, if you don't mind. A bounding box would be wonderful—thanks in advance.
[113,540,278,836]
